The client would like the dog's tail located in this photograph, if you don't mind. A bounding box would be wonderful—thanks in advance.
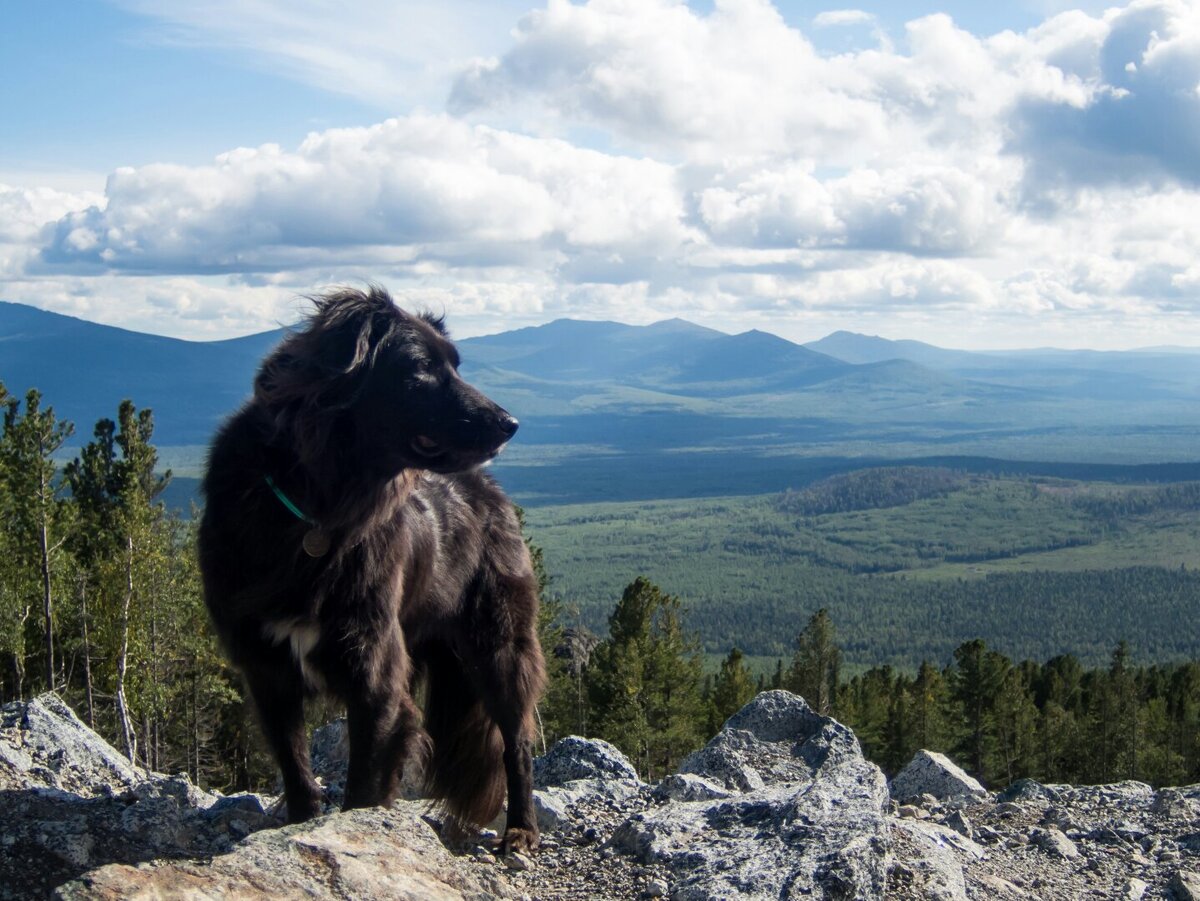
[420,644,507,829]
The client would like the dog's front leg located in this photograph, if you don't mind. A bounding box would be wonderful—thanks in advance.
[342,626,423,810]
[243,657,322,824]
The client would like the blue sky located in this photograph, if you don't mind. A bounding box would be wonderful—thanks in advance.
[2,0,1197,348]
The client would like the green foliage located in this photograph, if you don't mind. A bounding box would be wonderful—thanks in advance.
[706,647,756,735]
[0,390,246,789]
[833,632,1200,790]
[778,467,967,515]
[523,475,1200,666]
[587,577,706,780]
[0,387,74,695]
[787,608,840,716]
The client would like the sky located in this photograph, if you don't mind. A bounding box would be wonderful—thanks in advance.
[2,0,1199,349]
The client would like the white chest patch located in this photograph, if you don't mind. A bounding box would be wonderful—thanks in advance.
[263,620,324,690]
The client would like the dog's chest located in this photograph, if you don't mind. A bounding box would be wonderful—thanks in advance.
[263,619,323,690]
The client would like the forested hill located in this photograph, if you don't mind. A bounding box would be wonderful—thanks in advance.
[4,303,1200,483]
[0,302,281,443]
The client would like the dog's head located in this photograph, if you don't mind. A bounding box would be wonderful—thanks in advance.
[254,286,517,475]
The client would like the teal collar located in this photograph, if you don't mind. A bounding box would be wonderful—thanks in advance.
[264,475,316,525]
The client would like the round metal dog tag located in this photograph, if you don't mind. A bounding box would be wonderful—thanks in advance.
[302,528,330,557]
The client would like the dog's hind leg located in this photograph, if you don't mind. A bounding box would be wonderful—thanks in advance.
[342,626,425,811]
[242,655,322,824]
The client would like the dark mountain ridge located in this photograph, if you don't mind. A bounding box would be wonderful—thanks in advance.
[3,302,1199,502]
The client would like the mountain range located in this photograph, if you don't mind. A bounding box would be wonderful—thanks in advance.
[2,300,1199,504]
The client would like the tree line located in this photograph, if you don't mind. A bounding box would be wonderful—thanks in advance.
[0,383,258,788]
[2,381,1197,795]
[546,597,1200,789]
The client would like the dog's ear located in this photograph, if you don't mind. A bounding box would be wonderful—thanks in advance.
[312,313,379,376]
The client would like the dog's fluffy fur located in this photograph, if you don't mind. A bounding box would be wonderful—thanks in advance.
[198,286,545,852]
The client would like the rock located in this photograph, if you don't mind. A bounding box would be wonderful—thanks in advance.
[1172,870,1200,901]
[889,750,987,805]
[651,773,732,803]
[678,689,864,792]
[1154,788,1198,819]
[55,804,514,900]
[533,736,641,788]
[1180,833,1200,853]
[0,694,143,795]
[942,809,973,840]
[971,873,1023,897]
[1122,876,1149,900]
[995,778,1060,805]
[1029,826,1079,859]
[0,694,280,899]
[610,691,889,900]
[643,877,668,898]
[505,851,535,872]
[1040,805,1082,832]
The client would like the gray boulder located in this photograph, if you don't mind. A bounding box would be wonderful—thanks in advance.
[533,778,643,833]
[890,750,987,805]
[610,691,889,900]
[1171,870,1200,901]
[533,736,642,788]
[1029,826,1080,859]
[995,777,1060,805]
[0,694,143,796]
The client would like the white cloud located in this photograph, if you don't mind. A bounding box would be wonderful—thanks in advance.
[5,0,1200,349]
[451,0,893,164]
[812,10,877,28]
[40,115,694,274]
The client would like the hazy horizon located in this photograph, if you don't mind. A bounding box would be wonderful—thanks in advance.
[6,297,1200,355]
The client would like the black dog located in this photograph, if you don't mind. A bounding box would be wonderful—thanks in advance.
[198,286,544,853]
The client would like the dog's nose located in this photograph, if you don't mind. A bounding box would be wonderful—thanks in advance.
[498,414,519,438]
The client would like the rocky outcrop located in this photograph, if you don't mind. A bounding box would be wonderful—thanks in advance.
[0,694,276,900]
[8,691,1200,900]
[610,690,890,900]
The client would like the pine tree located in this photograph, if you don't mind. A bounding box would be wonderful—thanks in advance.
[588,577,705,779]
[911,660,950,750]
[1108,641,1140,781]
[0,389,74,693]
[787,608,841,715]
[65,400,171,764]
[948,639,1010,779]
[989,667,1039,784]
[708,647,756,735]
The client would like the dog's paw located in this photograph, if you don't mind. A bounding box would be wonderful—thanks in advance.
[500,826,540,855]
